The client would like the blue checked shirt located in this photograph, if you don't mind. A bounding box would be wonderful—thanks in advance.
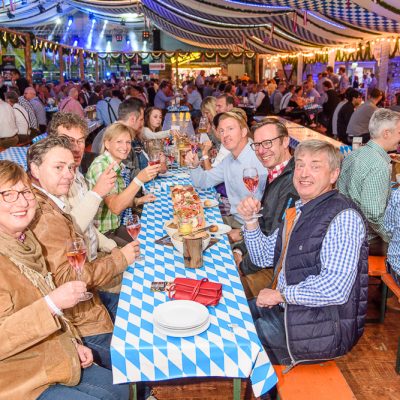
[384,189,400,276]
[243,199,366,307]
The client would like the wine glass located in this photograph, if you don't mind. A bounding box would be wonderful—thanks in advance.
[126,215,144,261]
[165,146,176,170]
[148,152,161,191]
[66,238,93,301]
[242,167,262,220]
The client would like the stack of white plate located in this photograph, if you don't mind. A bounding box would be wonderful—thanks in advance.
[153,300,210,337]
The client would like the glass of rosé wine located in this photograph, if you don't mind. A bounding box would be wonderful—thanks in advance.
[66,238,93,301]
[242,167,262,220]
[126,215,144,261]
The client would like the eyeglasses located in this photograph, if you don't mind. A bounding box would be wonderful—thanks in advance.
[0,189,36,203]
[61,135,85,146]
[250,136,284,151]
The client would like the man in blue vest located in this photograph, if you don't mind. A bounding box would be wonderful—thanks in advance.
[237,140,368,367]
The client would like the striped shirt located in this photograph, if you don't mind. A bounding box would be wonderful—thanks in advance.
[18,96,38,129]
[337,140,391,242]
[243,199,366,307]
[86,151,125,233]
[384,189,400,276]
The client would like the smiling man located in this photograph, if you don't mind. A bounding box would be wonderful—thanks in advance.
[185,111,267,230]
[237,140,368,367]
[234,119,298,298]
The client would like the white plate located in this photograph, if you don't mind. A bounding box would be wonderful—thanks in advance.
[154,317,210,338]
[153,300,209,330]
[202,199,219,208]
[210,223,232,236]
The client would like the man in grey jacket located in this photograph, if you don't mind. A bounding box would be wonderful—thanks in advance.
[234,119,298,298]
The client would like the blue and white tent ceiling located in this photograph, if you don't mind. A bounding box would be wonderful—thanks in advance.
[0,0,399,53]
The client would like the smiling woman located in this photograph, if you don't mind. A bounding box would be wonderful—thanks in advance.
[0,160,129,400]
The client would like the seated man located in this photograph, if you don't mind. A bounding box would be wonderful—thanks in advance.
[48,112,122,319]
[233,119,298,298]
[237,140,368,366]
[338,108,400,256]
[27,136,139,370]
[185,111,267,237]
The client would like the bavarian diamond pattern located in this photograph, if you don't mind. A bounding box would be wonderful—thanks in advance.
[111,172,278,397]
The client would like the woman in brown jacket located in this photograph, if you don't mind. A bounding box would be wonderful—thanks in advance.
[0,160,129,400]
[27,136,139,371]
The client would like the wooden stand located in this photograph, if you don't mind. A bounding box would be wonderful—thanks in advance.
[183,233,204,269]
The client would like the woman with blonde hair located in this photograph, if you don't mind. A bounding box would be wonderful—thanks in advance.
[86,122,160,245]
[0,160,129,400]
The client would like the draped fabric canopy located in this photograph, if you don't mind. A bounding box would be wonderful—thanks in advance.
[0,0,399,53]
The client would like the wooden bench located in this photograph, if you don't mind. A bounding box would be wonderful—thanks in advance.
[380,272,400,374]
[274,361,356,400]
[368,256,387,277]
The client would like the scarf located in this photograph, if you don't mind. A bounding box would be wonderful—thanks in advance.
[0,229,55,295]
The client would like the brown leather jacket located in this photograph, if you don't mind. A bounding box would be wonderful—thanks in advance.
[0,255,81,400]
[30,188,128,337]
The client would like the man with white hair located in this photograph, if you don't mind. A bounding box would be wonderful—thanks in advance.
[59,86,84,118]
[18,86,39,131]
[338,108,400,256]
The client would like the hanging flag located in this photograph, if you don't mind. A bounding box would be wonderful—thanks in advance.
[303,10,308,26]
[292,13,297,33]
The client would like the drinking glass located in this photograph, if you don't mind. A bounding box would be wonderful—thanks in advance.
[126,214,144,261]
[198,116,208,134]
[242,167,262,220]
[177,214,193,236]
[187,135,200,169]
[66,238,93,301]
[148,152,161,192]
[165,146,176,170]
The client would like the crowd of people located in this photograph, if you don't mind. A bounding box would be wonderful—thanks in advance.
[1,66,400,400]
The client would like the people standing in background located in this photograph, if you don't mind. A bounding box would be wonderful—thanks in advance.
[326,66,339,89]
[96,89,121,127]
[10,68,29,96]
[352,75,360,89]
[338,67,350,94]
[0,97,18,147]
[59,87,85,118]
[337,89,363,144]
[18,87,39,133]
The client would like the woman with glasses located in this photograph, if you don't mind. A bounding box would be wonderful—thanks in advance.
[0,160,129,400]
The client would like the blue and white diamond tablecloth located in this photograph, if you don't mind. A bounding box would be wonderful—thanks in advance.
[111,173,278,397]
[0,146,29,170]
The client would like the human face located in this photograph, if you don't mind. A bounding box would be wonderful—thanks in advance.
[217,117,247,156]
[0,180,36,238]
[149,109,162,131]
[294,150,339,204]
[31,147,75,196]
[382,121,400,152]
[253,125,289,170]
[216,97,228,113]
[24,89,36,101]
[130,109,144,133]
[105,132,132,163]
[57,126,85,165]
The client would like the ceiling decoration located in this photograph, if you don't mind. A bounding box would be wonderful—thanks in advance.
[0,0,398,53]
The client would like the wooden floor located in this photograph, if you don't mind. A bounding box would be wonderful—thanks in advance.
[336,280,400,400]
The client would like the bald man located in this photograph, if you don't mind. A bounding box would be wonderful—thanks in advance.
[59,87,85,118]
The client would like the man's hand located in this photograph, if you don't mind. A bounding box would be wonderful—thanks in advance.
[136,194,157,206]
[237,196,261,230]
[200,140,213,155]
[120,239,141,265]
[76,344,94,368]
[184,151,200,168]
[92,161,118,197]
[137,164,160,183]
[228,228,243,244]
[48,281,88,311]
[256,288,284,308]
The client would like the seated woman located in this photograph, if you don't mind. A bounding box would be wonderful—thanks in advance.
[27,136,139,371]
[86,122,160,245]
[143,106,172,140]
[284,85,312,126]
[0,160,128,400]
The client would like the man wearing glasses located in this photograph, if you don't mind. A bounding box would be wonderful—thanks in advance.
[234,119,298,298]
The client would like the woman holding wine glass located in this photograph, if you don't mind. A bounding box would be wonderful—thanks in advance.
[0,160,129,400]
[28,136,140,371]
[86,122,161,246]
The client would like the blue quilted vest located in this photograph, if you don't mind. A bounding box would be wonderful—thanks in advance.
[273,190,369,364]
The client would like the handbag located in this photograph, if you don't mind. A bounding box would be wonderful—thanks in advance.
[168,277,222,306]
